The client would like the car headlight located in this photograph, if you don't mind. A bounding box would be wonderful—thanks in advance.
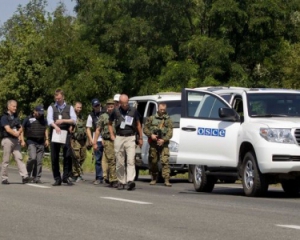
[168,141,179,152]
[260,128,295,144]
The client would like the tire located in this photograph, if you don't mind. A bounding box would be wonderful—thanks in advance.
[242,151,268,197]
[134,166,140,181]
[193,165,215,192]
[281,179,300,197]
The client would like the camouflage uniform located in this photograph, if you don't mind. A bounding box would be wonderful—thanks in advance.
[143,112,173,186]
[70,116,87,179]
[97,112,117,185]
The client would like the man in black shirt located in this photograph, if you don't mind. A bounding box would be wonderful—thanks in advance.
[108,94,143,190]
[22,105,49,183]
[0,100,30,184]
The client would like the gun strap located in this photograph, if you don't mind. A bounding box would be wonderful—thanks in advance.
[159,119,164,129]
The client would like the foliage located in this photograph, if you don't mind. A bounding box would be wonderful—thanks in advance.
[1,0,300,117]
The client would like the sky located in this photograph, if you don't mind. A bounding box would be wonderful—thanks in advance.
[0,0,77,26]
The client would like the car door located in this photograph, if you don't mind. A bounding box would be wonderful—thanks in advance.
[141,101,157,165]
[177,89,241,167]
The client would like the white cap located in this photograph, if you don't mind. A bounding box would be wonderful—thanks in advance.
[113,94,121,102]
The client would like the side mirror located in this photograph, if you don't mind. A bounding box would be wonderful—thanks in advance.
[219,108,240,121]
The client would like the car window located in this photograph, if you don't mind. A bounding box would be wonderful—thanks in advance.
[187,92,228,119]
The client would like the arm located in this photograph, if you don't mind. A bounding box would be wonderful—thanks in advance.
[4,125,20,138]
[162,119,173,141]
[93,127,101,150]
[86,115,93,145]
[47,105,61,134]
[19,126,26,147]
[108,121,115,141]
[136,120,143,147]
[45,127,49,147]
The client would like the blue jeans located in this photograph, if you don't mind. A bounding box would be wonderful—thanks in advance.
[94,141,103,180]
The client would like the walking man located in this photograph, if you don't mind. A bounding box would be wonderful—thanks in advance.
[86,98,105,184]
[22,105,49,183]
[70,102,87,182]
[47,89,77,186]
[94,99,118,188]
[143,103,173,187]
[108,94,143,190]
[1,100,30,184]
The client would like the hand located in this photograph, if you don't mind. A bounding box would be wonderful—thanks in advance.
[55,119,64,125]
[157,139,164,146]
[138,138,143,147]
[93,142,98,151]
[55,126,61,134]
[20,140,26,147]
[151,134,158,141]
[45,140,49,148]
[110,135,116,141]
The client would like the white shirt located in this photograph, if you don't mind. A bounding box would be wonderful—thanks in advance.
[86,114,102,142]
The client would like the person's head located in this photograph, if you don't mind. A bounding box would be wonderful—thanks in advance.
[7,100,17,114]
[33,105,44,118]
[74,102,82,115]
[91,98,101,113]
[106,99,115,114]
[114,94,120,107]
[157,103,167,116]
[54,88,65,105]
[119,94,129,110]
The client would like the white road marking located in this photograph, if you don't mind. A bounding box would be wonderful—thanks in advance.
[276,225,300,230]
[101,197,152,205]
[26,184,51,189]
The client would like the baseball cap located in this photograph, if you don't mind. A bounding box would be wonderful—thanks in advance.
[91,98,100,107]
[113,94,120,102]
[106,99,115,105]
[35,105,44,115]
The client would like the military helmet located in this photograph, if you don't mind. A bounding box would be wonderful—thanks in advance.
[106,99,115,105]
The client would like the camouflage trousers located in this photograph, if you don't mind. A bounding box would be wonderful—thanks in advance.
[103,139,117,182]
[70,139,86,177]
[148,145,170,179]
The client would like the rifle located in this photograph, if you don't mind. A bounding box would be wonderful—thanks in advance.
[153,129,163,159]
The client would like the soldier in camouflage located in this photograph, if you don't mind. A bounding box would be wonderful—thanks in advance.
[94,99,118,188]
[143,103,173,187]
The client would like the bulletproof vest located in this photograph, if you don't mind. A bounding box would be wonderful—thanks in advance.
[115,107,137,135]
[73,117,87,141]
[89,110,102,131]
[100,113,115,139]
[25,117,47,139]
[149,114,170,136]
[1,112,21,138]
[51,104,71,130]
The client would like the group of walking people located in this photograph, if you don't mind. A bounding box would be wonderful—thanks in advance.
[1,89,174,190]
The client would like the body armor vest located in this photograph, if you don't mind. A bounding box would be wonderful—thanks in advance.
[1,112,21,138]
[25,117,47,139]
[51,104,71,130]
[115,107,137,135]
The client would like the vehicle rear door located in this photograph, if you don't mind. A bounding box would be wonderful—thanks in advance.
[177,89,241,167]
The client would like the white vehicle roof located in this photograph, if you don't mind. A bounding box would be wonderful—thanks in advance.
[130,92,181,102]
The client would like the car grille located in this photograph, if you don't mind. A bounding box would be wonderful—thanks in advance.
[272,155,300,162]
[294,129,300,145]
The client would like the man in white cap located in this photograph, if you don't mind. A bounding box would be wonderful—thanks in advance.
[114,94,120,108]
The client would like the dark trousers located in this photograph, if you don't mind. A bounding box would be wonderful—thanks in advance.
[94,141,104,180]
[50,134,71,181]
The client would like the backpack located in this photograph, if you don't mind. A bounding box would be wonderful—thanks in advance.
[73,118,87,141]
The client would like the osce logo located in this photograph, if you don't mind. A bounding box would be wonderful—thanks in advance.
[197,128,226,137]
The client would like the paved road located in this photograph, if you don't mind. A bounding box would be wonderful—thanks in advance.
[0,168,299,240]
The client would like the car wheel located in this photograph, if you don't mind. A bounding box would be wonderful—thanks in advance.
[281,179,300,197]
[193,165,215,192]
[242,151,268,197]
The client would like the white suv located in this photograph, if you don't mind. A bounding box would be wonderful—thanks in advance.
[129,93,188,181]
[177,87,300,197]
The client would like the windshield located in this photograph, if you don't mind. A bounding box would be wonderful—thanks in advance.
[247,93,300,117]
[164,100,181,128]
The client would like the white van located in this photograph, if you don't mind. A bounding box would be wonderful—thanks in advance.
[129,93,189,181]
